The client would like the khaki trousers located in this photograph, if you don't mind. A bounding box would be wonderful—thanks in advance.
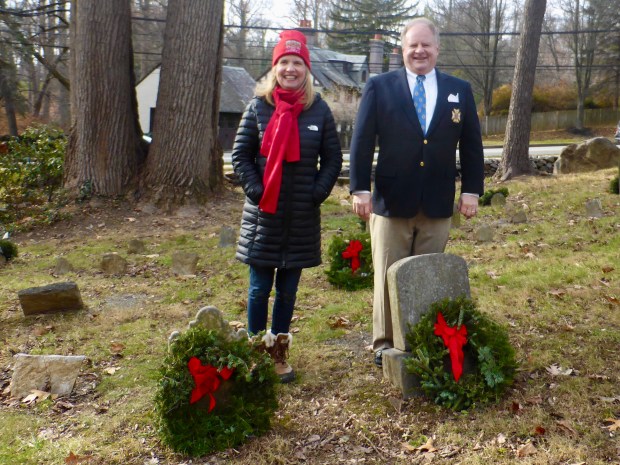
[369,212,451,351]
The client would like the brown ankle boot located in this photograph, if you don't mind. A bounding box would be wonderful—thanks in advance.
[263,332,295,383]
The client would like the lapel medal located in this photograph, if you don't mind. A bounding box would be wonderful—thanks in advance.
[451,108,461,123]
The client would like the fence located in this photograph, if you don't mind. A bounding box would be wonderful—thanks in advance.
[480,107,620,136]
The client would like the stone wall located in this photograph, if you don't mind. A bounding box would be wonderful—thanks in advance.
[458,156,558,178]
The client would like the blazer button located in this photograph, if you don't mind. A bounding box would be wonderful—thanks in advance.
[420,161,425,167]
[423,139,428,144]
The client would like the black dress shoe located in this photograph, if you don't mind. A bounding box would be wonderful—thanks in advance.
[374,349,383,367]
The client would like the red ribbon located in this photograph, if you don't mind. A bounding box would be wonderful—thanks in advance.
[433,312,468,382]
[342,239,363,273]
[187,357,234,411]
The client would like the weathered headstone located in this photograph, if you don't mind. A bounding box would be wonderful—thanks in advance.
[508,209,528,224]
[474,224,494,242]
[219,226,236,248]
[169,306,248,347]
[383,253,471,397]
[18,282,84,316]
[127,239,146,254]
[101,253,128,275]
[585,198,603,218]
[54,257,74,275]
[10,353,86,398]
[171,251,199,276]
[490,192,506,206]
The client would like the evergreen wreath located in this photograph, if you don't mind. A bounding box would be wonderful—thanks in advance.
[154,326,279,456]
[325,232,373,290]
[405,296,517,411]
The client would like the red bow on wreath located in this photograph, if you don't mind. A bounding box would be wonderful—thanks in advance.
[187,357,234,411]
[434,312,468,382]
[342,239,363,273]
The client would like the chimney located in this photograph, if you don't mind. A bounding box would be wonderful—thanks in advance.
[388,48,402,71]
[368,34,384,75]
[297,20,317,47]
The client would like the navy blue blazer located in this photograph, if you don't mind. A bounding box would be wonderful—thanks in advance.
[349,67,484,218]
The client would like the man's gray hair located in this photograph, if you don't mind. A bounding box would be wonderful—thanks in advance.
[401,18,440,46]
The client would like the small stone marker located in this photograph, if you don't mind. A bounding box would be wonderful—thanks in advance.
[169,306,248,347]
[474,224,494,242]
[18,282,84,316]
[383,253,471,398]
[509,210,528,224]
[171,251,199,276]
[219,226,236,248]
[101,253,128,275]
[127,239,146,254]
[490,192,506,206]
[54,257,74,275]
[585,198,603,218]
[0,254,6,267]
[10,353,86,399]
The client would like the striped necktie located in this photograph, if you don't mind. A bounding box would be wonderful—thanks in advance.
[413,75,426,133]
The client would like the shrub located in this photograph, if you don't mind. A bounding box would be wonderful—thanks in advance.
[611,176,619,195]
[0,125,66,205]
[479,187,509,206]
[0,240,18,261]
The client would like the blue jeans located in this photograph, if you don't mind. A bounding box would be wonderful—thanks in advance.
[247,265,302,335]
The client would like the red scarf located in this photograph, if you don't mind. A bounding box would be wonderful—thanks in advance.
[259,87,304,214]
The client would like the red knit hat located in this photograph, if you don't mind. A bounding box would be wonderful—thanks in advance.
[272,30,311,69]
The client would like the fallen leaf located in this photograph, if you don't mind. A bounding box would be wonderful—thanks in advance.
[534,425,546,436]
[65,451,94,464]
[546,364,573,376]
[306,434,321,443]
[22,389,51,404]
[416,437,437,453]
[104,367,120,375]
[604,295,619,305]
[228,320,245,330]
[511,401,521,414]
[290,327,300,333]
[548,289,566,298]
[603,418,620,432]
[327,315,351,328]
[599,396,620,403]
[588,374,610,381]
[109,342,125,354]
[556,420,578,435]
[601,266,614,273]
[126,217,136,222]
[401,442,416,452]
[516,442,537,457]
[486,270,501,279]
[495,433,507,445]
[525,395,543,405]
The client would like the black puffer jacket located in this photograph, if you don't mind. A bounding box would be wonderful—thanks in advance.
[232,94,343,269]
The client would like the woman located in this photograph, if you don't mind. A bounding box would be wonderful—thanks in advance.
[232,30,343,383]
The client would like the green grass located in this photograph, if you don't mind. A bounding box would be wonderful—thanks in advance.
[1,168,619,464]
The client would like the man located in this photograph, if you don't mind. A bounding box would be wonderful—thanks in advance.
[349,18,484,367]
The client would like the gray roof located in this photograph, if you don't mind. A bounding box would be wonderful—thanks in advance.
[220,66,256,113]
[308,47,368,91]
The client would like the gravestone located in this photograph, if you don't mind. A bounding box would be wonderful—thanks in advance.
[54,257,74,275]
[490,192,506,206]
[168,306,248,347]
[128,239,146,254]
[171,251,199,276]
[101,253,128,275]
[219,226,237,248]
[508,209,528,224]
[10,354,86,398]
[383,253,471,398]
[585,198,603,218]
[474,224,494,242]
[18,282,84,316]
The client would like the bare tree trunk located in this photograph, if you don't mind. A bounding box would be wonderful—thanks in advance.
[141,0,224,210]
[495,0,547,181]
[64,0,144,197]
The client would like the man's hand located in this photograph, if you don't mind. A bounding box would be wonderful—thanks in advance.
[458,194,478,219]
[352,192,372,221]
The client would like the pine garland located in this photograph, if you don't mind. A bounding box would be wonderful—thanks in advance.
[154,326,279,456]
[479,187,509,206]
[325,232,373,290]
[0,240,18,261]
[405,297,517,411]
